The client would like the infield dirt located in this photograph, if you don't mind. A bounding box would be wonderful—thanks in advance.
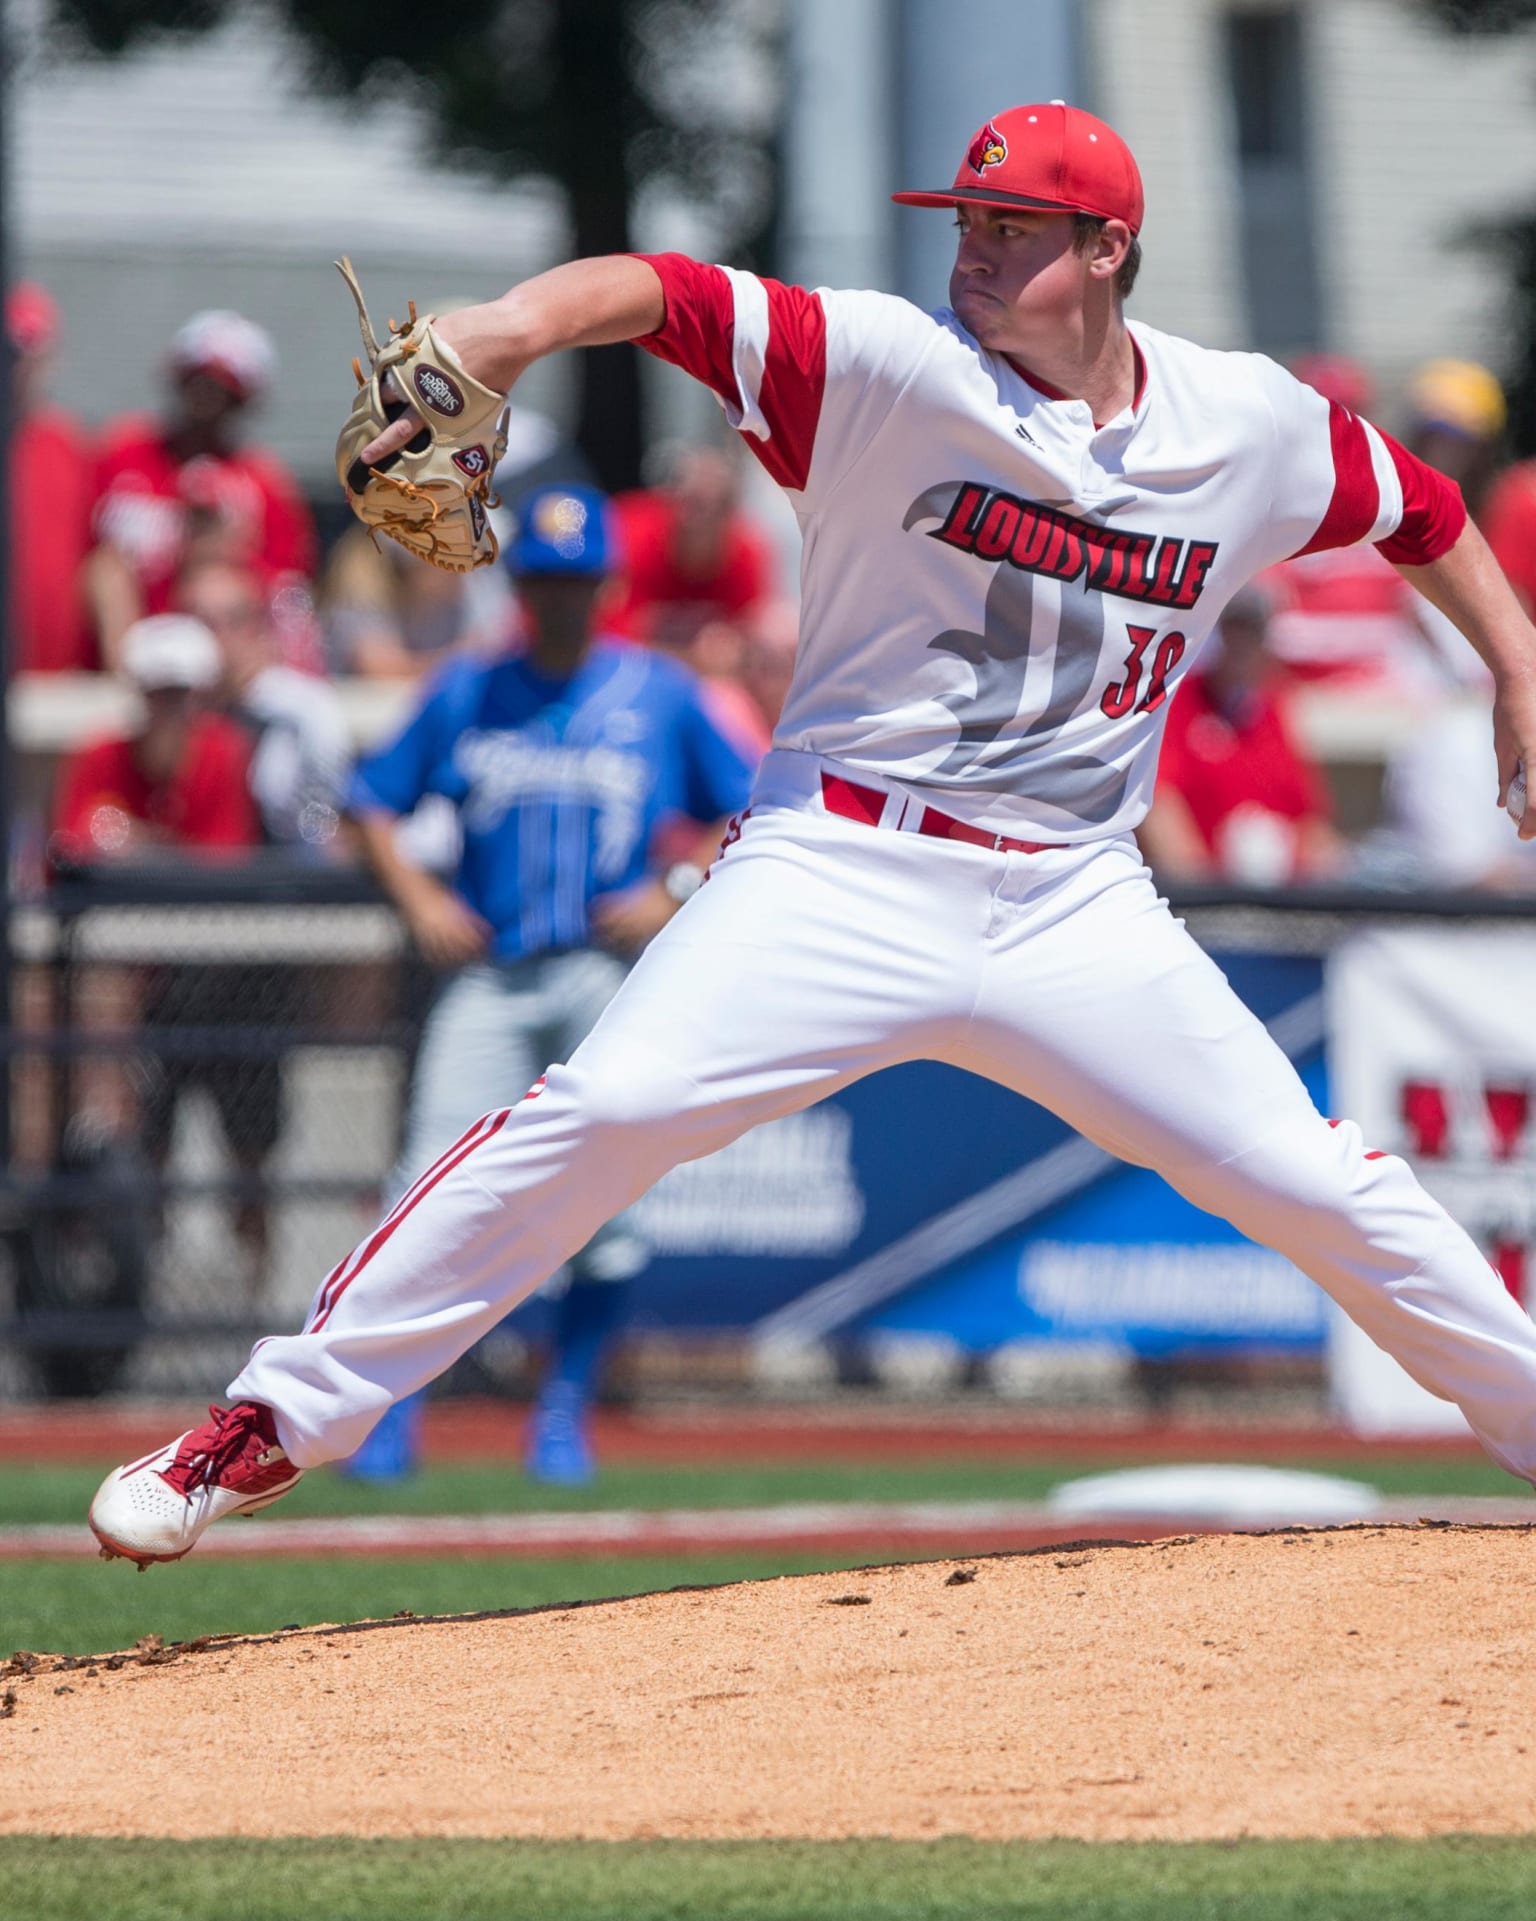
[4,1525,1534,1843]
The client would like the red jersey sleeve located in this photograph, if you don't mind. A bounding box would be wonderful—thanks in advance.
[1371,431,1466,567]
[634,253,827,492]
[1261,361,1465,568]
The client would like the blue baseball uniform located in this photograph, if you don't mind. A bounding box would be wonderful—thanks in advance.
[351,639,753,957]
[346,631,753,1482]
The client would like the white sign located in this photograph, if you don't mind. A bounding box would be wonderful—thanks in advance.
[1019,1241,1323,1337]
[632,1106,865,1257]
[1328,926,1536,1435]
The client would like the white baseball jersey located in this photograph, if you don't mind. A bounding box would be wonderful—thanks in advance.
[637,255,1464,841]
[218,251,1536,1504]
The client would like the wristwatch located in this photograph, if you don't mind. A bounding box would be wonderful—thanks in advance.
[663,861,705,904]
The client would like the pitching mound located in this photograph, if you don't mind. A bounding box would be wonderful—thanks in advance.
[4,1525,1535,1842]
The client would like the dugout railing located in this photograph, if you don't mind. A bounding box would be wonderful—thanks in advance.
[1,865,1532,1399]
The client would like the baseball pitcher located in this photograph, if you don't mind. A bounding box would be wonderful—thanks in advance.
[92,103,1536,1563]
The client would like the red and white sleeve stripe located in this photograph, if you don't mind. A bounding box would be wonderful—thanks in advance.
[1374,429,1468,566]
[1292,398,1465,565]
[633,253,828,492]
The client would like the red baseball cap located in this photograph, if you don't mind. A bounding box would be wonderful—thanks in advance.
[1291,353,1374,417]
[892,102,1144,235]
[7,282,59,356]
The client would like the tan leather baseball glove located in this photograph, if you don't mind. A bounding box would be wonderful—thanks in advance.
[334,257,509,572]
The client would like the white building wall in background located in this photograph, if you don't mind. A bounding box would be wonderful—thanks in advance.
[12,6,567,481]
[1081,0,1248,351]
[18,0,1536,481]
[895,0,1082,310]
[1310,0,1536,397]
[1086,0,1536,412]
[781,0,896,297]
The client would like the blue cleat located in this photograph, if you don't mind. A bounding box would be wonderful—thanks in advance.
[335,1392,423,1483]
[525,1382,596,1485]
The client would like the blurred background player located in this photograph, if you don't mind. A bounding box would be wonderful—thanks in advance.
[345,483,753,1480]
[8,282,95,674]
[86,309,317,670]
[47,615,284,1294]
[1139,585,1345,886]
[1260,356,1479,698]
[319,527,511,681]
[318,386,587,680]
[176,554,351,854]
[49,613,256,868]
[1400,357,1508,525]
[606,444,774,649]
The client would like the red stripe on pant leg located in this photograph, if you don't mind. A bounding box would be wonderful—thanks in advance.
[382,1110,505,1231]
[308,1108,513,1334]
[307,1110,504,1330]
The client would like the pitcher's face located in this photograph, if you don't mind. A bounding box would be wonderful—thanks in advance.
[949,207,1123,357]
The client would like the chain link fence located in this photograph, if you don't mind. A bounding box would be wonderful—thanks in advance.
[0,861,433,1399]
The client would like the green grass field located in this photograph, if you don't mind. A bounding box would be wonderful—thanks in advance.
[5,1441,1529,1919]
[4,1835,1536,1921]
[7,1447,1517,1532]
[1,1448,1517,1656]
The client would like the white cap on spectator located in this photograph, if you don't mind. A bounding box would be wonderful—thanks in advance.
[169,309,276,401]
[120,615,222,692]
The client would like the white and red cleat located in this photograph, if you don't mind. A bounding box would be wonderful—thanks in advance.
[88,1402,302,1568]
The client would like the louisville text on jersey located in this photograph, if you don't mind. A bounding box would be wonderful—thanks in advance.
[929,482,1219,611]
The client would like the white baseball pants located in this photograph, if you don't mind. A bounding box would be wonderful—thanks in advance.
[391,949,645,1281]
[232,750,1536,1481]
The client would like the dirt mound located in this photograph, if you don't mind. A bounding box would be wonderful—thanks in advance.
[3,1525,1535,1842]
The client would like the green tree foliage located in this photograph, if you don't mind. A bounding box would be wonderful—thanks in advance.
[45,1,782,489]
[1419,0,1536,29]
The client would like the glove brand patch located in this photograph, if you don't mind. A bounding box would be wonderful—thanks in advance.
[453,445,491,478]
[414,364,466,416]
[968,122,1007,174]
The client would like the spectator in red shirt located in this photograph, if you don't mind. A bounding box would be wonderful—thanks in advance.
[604,446,773,646]
[51,614,258,868]
[1483,461,1536,617]
[1260,355,1467,695]
[9,284,96,673]
[1140,586,1344,887]
[51,614,281,1293]
[86,311,317,670]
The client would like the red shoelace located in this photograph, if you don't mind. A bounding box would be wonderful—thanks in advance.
[160,1403,274,1498]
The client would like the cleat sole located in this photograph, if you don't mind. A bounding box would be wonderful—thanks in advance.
[87,1474,300,1569]
[89,1519,193,1569]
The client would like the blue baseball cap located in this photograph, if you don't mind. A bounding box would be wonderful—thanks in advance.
[505,484,612,577]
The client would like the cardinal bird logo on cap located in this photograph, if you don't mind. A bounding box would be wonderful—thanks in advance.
[968,122,1008,174]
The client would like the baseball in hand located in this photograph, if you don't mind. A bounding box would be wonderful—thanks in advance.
[1509,763,1528,826]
